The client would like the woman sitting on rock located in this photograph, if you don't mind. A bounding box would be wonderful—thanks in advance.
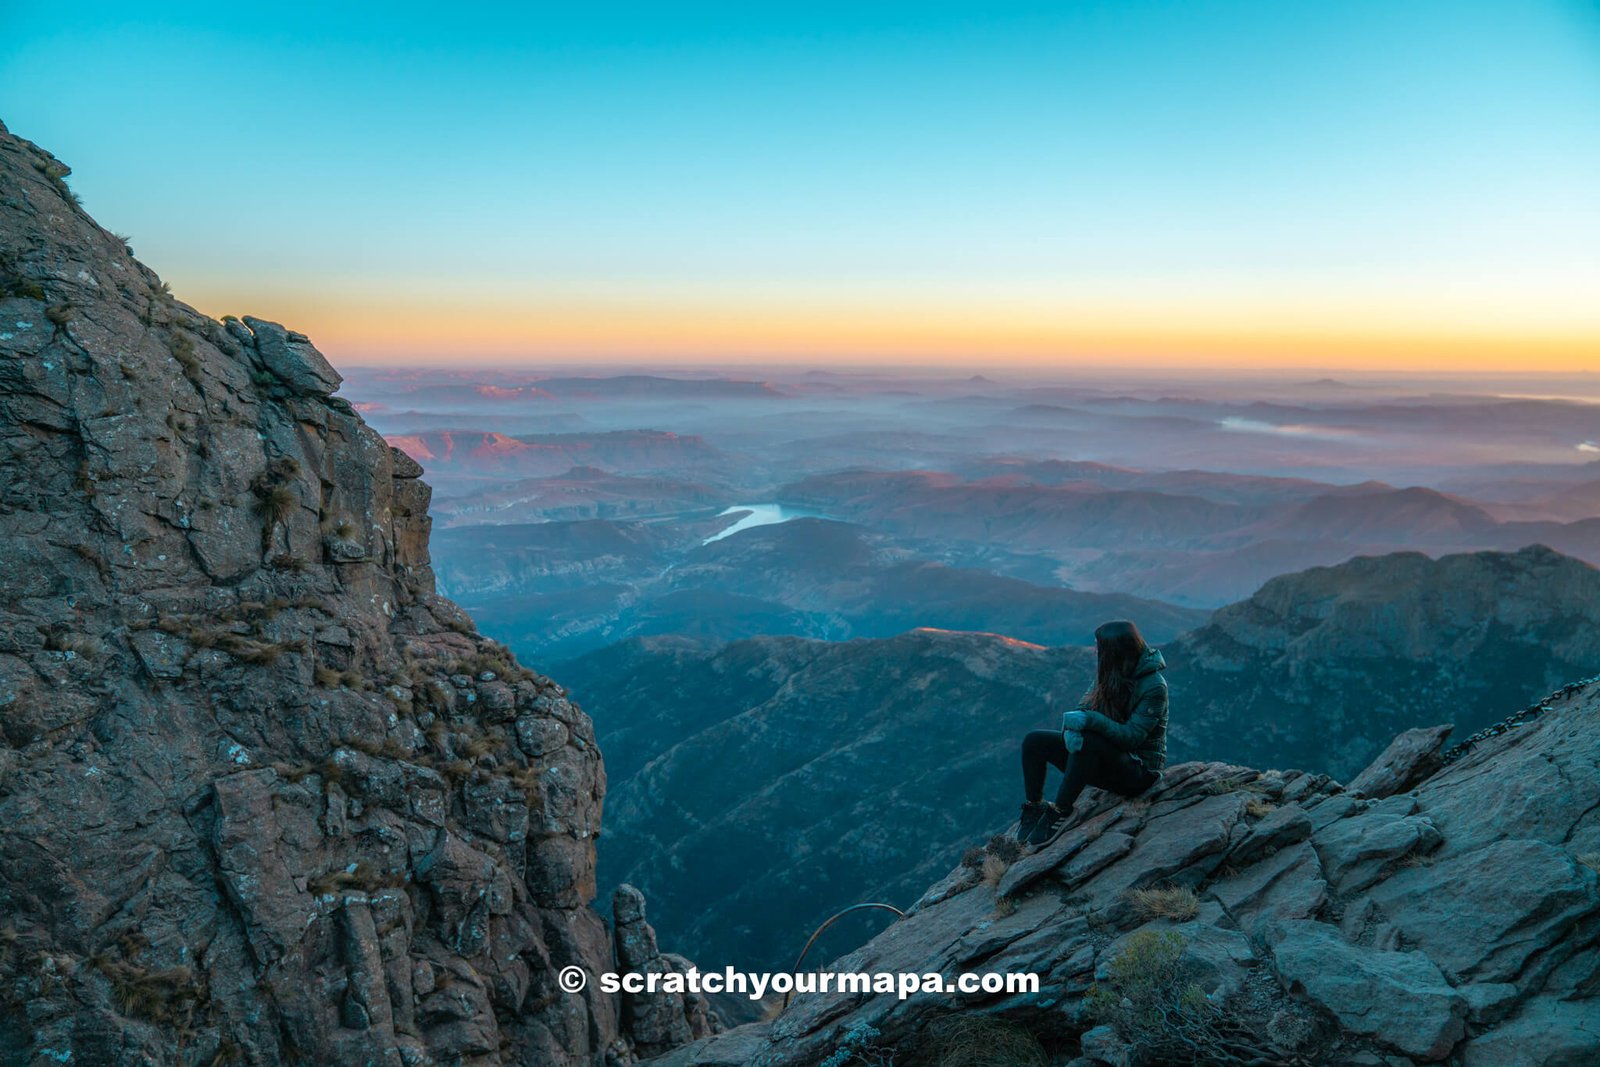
[1017,619,1168,850]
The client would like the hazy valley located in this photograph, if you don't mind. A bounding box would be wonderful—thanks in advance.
[344,363,1600,975]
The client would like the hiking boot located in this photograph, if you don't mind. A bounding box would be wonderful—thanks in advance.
[1025,803,1072,850]
[1016,800,1049,843]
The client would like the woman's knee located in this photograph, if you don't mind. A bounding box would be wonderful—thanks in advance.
[1022,730,1061,760]
[1021,729,1052,753]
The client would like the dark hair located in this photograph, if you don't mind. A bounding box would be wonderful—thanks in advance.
[1084,620,1148,723]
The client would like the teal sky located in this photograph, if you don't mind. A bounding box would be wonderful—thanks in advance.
[3,1,1599,368]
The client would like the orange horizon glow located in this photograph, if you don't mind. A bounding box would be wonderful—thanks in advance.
[14,3,1600,378]
[177,282,1600,374]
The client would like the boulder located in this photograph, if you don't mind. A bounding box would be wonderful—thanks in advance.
[1269,919,1466,1060]
[1347,724,1452,798]
[242,315,342,396]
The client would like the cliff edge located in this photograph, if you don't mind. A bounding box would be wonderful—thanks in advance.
[0,121,710,1063]
[658,678,1600,1066]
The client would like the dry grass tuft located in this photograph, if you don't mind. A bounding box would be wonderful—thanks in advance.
[985,834,1023,865]
[1244,798,1277,820]
[1130,885,1200,922]
[926,1014,1046,1067]
[170,332,203,388]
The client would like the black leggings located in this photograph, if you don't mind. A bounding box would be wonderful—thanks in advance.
[1022,729,1158,811]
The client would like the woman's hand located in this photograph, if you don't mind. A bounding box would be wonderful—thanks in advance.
[1062,729,1085,753]
[1060,710,1089,731]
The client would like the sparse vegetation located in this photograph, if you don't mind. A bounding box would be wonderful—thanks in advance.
[980,853,1009,887]
[0,273,45,300]
[90,935,207,1034]
[250,457,301,553]
[42,630,103,658]
[308,862,405,896]
[822,1021,897,1067]
[45,303,73,327]
[272,761,319,783]
[1576,852,1599,874]
[1130,885,1201,922]
[1203,773,1266,796]
[147,606,309,669]
[1087,929,1278,1064]
[340,735,410,760]
[1244,798,1277,819]
[170,332,203,388]
[925,1015,1046,1067]
[33,158,77,203]
[73,458,98,497]
[985,834,1023,865]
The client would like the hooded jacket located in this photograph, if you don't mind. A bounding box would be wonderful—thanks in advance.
[1073,647,1169,771]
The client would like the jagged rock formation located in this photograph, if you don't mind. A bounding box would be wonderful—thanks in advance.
[0,121,710,1063]
[657,678,1600,1066]
[1166,544,1600,774]
[562,543,1600,974]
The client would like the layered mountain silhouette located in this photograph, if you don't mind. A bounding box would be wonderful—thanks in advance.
[782,470,1600,603]
[437,517,1208,661]
[561,544,1600,973]
[385,428,726,489]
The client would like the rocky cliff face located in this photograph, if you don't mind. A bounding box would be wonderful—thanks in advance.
[1166,544,1600,776]
[0,121,709,1064]
[658,677,1600,1066]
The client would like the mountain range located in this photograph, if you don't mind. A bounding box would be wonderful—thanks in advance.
[561,544,1600,973]
[436,517,1209,662]
[781,470,1600,603]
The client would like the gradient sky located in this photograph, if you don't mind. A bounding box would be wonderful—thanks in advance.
[4,1,1599,370]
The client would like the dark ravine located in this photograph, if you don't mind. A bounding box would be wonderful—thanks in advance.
[656,678,1600,1066]
[0,122,712,1063]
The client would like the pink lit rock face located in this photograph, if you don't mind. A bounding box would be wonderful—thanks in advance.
[0,121,710,1065]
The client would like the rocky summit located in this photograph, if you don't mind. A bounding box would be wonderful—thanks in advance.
[0,122,713,1063]
[657,676,1600,1066]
